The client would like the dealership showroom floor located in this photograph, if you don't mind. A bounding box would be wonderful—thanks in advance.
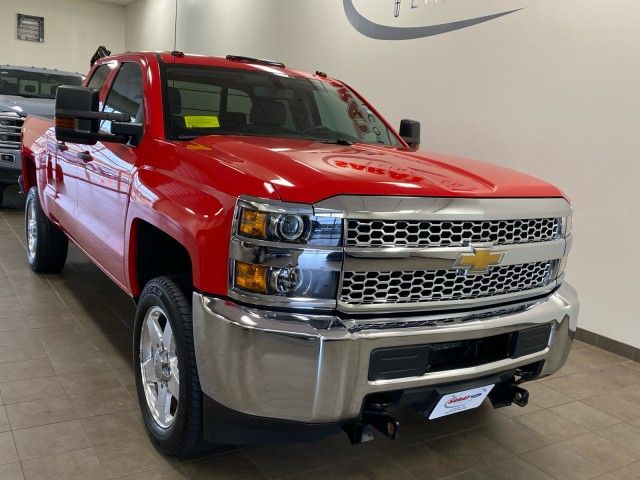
[2,0,640,479]
[0,187,636,478]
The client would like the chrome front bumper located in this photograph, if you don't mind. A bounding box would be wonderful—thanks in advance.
[193,283,578,424]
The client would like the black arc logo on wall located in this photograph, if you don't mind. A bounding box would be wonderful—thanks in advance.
[344,0,523,40]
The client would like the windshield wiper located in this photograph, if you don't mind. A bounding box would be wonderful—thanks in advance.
[320,137,353,146]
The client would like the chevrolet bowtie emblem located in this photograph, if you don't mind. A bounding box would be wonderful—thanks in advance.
[455,247,505,274]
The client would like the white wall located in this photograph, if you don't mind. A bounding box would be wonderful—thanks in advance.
[125,0,278,58]
[0,0,125,74]
[125,0,640,348]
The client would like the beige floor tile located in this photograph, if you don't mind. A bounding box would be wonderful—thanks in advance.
[593,474,625,480]
[581,392,640,421]
[428,428,514,467]
[79,409,146,446]
[117,468,187,479]
[596,423,640,456]
[33,326,94,353]
[0,317,30,334]
[0,462,23,480]
[68,386,136,418]
[0,343,46,366]
[46,346,108,375]
[618,384,640,406]
[93,438,174,479]
[13,420,89,461]
[516,409,590,441]
[525,381,573,408]
[523,433,638,480]
[0,431,18,465]
[588,364,640,392]
[0,332,38,349]
[385,441,473,480]
[180,451,266,480]
[438,471,484,480]
[0,377,65,406]
[472,417,554,455]
[543,370,621,400]
[476,457,553,479]
[57,368,122,396]
[5,397,76,430]
[0,359,55,384]
[613,461,640,480]
[495,400,544,418]
[550,401,620,431]
[569,348,628,369]
[0,408,10,433]
[284,455,415,480]
[20,448,105,480]
[27,312,77,329]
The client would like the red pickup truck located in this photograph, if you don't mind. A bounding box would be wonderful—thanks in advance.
[21,51,578,456]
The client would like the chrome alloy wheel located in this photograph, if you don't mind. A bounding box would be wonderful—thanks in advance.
[26,199,37,261]
[140,306,180,428]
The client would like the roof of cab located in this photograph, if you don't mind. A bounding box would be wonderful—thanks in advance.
[0,65,83,77]
[111,51,325,81]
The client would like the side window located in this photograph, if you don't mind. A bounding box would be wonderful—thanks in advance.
[86,64,111,93]
[227,89,251,116]
[101,63,144,133]
[175,81,221,115]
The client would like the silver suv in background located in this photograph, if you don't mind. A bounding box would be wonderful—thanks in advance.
[0,66,82,205]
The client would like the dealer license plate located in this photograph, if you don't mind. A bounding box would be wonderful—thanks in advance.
[428,384,495,420]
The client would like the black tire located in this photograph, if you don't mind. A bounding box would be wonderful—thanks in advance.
[134,276,208,457]
[0,185,5,208]
[25,187,68,273]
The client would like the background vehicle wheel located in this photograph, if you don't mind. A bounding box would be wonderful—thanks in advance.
[25,187,68,273]
[134,276,208,457]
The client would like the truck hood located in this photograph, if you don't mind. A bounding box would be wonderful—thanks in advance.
[0,95,54,118]
[181,136,564,203]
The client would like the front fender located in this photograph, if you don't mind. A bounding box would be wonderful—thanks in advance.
[125,166,234,296]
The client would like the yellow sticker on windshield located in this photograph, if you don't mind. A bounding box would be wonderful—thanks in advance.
[184,115,220,128]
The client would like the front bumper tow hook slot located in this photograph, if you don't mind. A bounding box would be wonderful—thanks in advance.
[513,386,529,407]
[343,413,400,445]
[489,381,530,409]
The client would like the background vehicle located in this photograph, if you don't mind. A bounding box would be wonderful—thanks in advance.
[20,51,578,456]
[0,66,82,206]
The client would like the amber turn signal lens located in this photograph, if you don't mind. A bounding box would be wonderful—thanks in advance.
[55,117,76,129]
[239,209,268,238]
[234,261,268,293]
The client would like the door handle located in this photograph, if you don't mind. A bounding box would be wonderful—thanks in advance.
[77,151,93,163]
[57,142,68,152]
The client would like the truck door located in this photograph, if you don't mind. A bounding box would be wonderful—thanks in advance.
[74,62,144,288]
[52,64,113,240]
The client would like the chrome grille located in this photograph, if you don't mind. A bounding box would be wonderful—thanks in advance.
[340,261,556,305]
[0,115,23,149]
[346,218,562,248]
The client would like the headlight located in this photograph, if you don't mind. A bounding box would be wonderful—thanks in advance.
[230,197,343,309]
[238,209,312,243]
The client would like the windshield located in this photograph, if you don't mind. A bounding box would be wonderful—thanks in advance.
[164,65,401,146]
[0,69,82,99]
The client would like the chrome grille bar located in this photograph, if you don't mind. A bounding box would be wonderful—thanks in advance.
[0,115,24,149]
[346,218,561,248]
[340,261,557,305]
[313,196,572,314]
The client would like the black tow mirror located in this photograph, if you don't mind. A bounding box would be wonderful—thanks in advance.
[55,86,136,145]
[399,119,420,149]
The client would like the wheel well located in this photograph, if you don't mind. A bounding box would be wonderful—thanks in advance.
[134,220,193,295]
[22,154,36,192]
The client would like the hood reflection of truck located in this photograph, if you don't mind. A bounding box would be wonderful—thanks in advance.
[20,51,578,456]
[0,66,82,205]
